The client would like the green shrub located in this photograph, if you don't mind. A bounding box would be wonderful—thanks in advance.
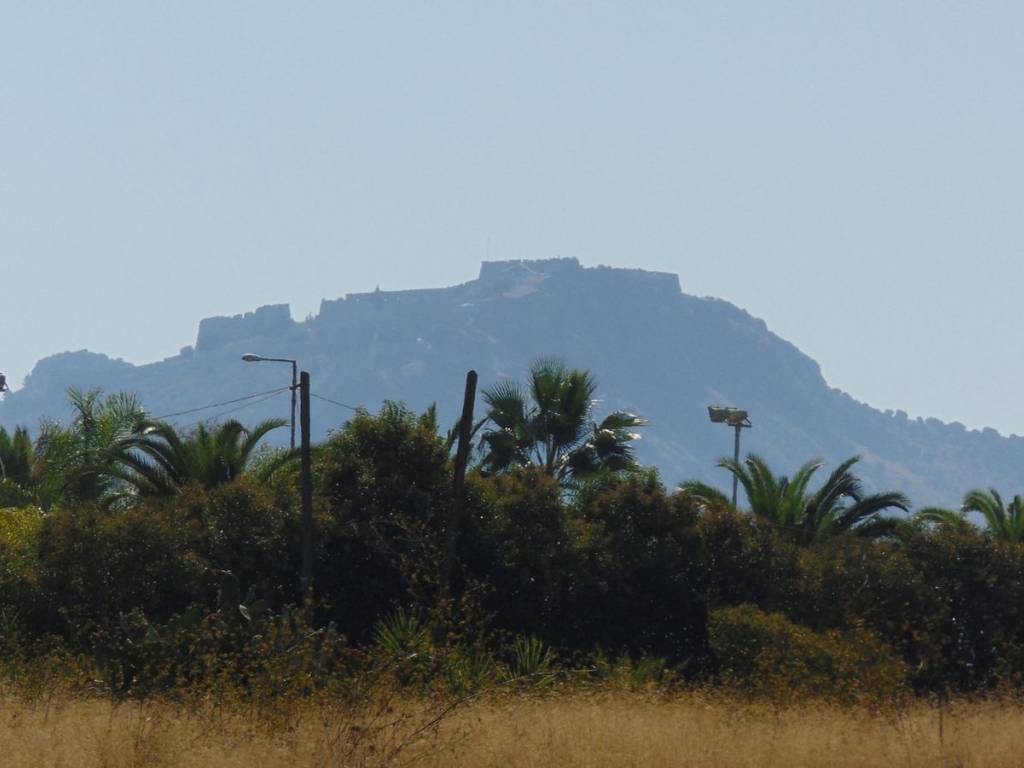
[177,479,298,599]
[36,503,208,639]
[708,604,906,705]
[0,506,45,651]
[462,468,581,645]
[87,599,366,698]
[590,649,677,690]
[693,507,802,616]
[504,635,554,685]
[573,471,700,660]
[314,403,452,642]
[0,506,43,573]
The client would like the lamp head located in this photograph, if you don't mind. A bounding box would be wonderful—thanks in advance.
[708,406,729,423]
[708,405,751,427]
[241,353,264,362]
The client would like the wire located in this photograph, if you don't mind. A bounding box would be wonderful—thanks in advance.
[184,389,290,428]
[311,393,361,411]
[150,387,291,420]
[147,387,358,433]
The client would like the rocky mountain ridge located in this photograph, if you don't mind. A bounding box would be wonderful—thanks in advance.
[3,258,1020,507]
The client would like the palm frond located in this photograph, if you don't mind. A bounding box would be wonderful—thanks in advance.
[917,506,973,531]
[237,418,288,470]
[482,381,529,430]
[848,515,915,541]
[834,491,910,532]
[678,480,733,511]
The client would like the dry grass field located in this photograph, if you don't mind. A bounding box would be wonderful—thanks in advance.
[3,691,1024,768]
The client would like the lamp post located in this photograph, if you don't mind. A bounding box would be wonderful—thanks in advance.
[707,405,752,506]
[241,354,313,604]
[241,354,297,450]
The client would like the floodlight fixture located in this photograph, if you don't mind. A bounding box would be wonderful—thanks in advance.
[707,405,750,426]
[707,404,753,505]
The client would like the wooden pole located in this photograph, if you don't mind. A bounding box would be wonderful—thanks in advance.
[440,370,477,608]
[299,370,314,603]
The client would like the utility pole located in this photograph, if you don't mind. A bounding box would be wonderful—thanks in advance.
[299,370,314,603]
[440,370,478,610]
[289,361,297,451]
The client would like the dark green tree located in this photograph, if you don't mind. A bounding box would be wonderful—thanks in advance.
[573,470,702,659]
[462,467,581,644]
[313,402,453,642]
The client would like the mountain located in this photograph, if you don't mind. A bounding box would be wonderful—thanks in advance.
[2,258,1020,507]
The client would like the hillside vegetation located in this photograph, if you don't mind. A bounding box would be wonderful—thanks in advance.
[2,369,1024,707]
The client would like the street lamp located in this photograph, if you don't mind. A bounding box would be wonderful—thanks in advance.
[707,405,752,506]
[242,353,297,450]
[241,354,314,604]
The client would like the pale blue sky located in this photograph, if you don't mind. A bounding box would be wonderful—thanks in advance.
[2,2,1022,434]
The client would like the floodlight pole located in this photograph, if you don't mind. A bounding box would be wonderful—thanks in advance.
[732,423,741,506]
[708,405,751,507]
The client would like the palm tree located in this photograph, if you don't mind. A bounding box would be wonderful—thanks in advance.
[479,359,646,484]
[108,417,292,500]
[919,489,1024,542]
[56,388,146,502]
[1,389,145,509]
[0,426,37,506]
[680,454,909,545]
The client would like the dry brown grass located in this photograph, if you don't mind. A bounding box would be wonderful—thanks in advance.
[3,690,1024,767]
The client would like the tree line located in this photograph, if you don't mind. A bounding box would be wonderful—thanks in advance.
[1,360,1023,698]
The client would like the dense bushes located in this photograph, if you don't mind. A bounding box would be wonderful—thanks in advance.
[462,468,579,644]
[7,401,1024,700]
[573,471,701,659]
[708,604,906,704]
[36,502,205,636]
[313,403,453,643]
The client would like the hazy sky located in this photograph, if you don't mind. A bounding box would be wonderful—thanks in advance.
[3,2,1023,434]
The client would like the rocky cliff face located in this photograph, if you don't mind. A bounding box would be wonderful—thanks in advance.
[3,258,1020,507]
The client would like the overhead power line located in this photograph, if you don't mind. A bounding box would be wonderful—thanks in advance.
[184,388,291,428]
[151,386,291,420]
[310,393,360,412]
